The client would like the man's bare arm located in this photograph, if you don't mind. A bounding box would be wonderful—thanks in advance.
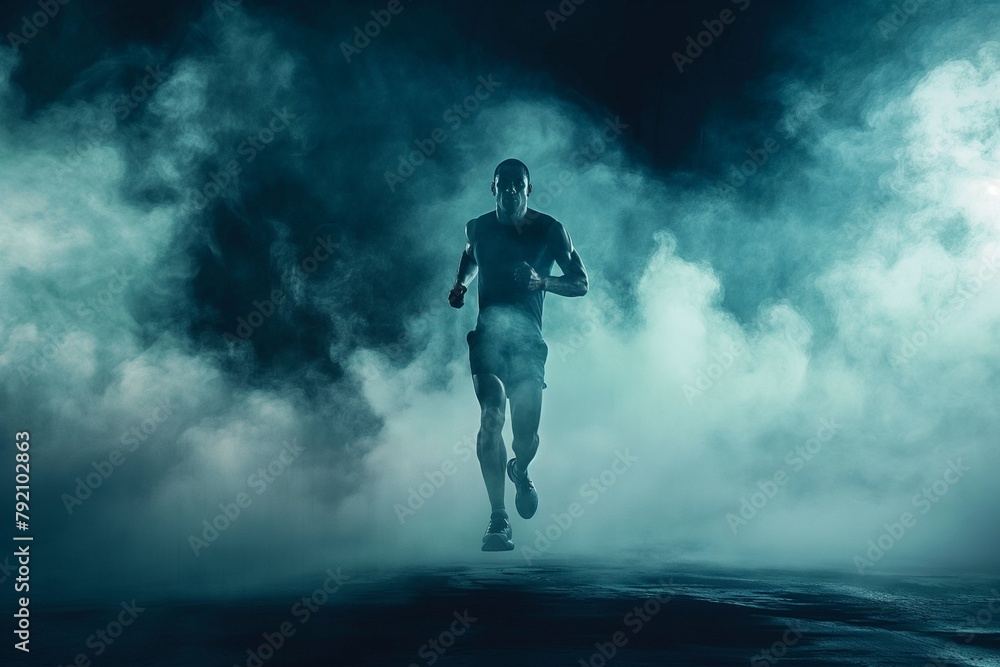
[449,220,478,308]
[542,222,588,297]
[455,243,478,287]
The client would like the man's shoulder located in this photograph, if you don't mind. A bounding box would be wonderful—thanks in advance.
[522,209,561,235]
[466,211,496,236]
[525,208,558,225]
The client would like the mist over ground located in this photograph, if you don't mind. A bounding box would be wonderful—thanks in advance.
[0,0,998,602]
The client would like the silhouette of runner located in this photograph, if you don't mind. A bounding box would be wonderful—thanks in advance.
[449,158,589,551]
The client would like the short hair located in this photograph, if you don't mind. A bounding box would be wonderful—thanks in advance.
[493,158,530,183]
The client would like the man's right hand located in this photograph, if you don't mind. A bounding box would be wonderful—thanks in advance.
[448,283,468,308]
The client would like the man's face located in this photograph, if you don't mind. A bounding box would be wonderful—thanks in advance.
[492,167,531,217]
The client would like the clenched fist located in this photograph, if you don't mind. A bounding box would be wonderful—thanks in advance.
[514,261,545,291]
[448,283,468,308]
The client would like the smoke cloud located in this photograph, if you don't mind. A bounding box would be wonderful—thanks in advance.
[1,0,998,601]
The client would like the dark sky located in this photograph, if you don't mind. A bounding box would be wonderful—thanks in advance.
[3,0,814,378]
[8,0,801,164]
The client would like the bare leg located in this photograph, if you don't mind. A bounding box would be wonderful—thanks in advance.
[473,373,507,513]
[510,380,543,473]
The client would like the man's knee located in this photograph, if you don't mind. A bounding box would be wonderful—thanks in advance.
[473,374,506,436]
[480,406,505,434]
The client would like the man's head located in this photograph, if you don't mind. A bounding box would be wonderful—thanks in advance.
[491,158,532,220]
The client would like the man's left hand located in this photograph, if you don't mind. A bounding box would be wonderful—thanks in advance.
[514,261,545,291]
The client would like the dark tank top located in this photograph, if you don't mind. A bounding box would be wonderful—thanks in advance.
[471,210,557,340]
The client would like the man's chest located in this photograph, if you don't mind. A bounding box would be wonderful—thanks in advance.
[474,223,551,272]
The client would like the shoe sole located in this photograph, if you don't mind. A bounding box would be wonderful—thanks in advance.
[507,459,538,520]
[515,493,537,520]
[481,533,515,551]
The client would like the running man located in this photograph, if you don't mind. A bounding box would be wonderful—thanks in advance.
[448,158,589,551]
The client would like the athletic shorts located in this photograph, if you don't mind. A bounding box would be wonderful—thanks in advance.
[467,328,548,390]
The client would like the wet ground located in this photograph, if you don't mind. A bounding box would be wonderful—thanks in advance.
[20,561,1000,666]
